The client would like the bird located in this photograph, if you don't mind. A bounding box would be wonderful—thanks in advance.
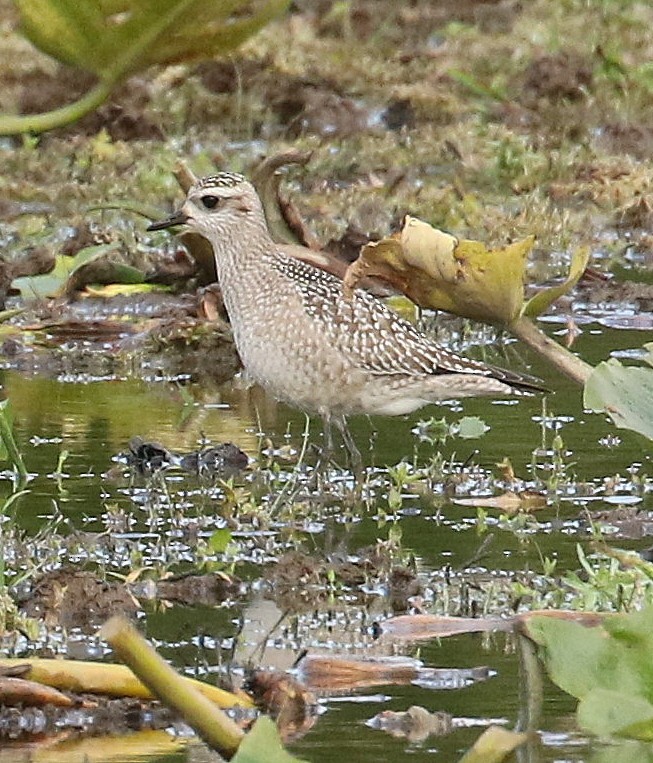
[148,172,545,469]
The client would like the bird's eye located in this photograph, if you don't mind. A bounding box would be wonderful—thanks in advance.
[200,195,220,209]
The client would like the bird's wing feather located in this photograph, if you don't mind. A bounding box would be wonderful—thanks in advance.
[273,254,542,391]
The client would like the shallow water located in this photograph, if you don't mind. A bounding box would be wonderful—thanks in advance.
[1,320,652,762]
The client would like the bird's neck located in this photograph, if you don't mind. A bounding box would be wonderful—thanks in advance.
[207,217,288,357]
[206,219,285,355]
[209,217,276,286]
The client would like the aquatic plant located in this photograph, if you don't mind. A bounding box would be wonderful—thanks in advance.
[0,0,290,134]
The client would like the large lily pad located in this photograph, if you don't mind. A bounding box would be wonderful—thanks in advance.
[526,606,653,740]
[584,347,653,441]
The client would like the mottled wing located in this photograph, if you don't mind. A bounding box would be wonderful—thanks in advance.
[274,254,542,391]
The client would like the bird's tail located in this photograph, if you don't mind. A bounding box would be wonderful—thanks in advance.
[486,365,549,394]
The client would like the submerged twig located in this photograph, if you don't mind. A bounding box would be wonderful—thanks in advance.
[516,632,544,734]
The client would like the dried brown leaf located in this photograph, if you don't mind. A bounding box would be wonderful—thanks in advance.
[376,614,512,642]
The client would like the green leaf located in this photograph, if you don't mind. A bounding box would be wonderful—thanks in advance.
[528,607,653,741]
[3,0,291,134]
[208,528,232,554]
[456,416,489,440]
[12,245,117,299]
[232,717,308,763]
[578,689,653,740]
[525,616,630,700]
[13,0,291,79]
[584,356,653,441]
[96,0,201,79]
[65,248,147,294]
[15,0,105,71]
[137,0,292,70]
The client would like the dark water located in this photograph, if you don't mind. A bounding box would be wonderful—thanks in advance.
[1,323,652,762]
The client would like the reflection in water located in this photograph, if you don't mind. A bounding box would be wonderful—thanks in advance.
[0,323,651,763]
[3,372,270,457]
[0,729,189,763]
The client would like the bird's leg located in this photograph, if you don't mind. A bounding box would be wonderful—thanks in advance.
[334,415,363,478]
[314,412,335,474]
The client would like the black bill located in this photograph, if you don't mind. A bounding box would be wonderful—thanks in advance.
[147,210,189,231]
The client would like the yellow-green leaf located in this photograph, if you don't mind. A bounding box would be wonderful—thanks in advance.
[523,245,590,318]
[15,0,105,72]
[344,216,533,325]
[3,0,291,134]
[458,726,527,763]
[84,283,170,297]
[14,0,291,79]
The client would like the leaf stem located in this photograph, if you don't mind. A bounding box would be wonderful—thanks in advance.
[509,315,592,386]
[0,80,114,135]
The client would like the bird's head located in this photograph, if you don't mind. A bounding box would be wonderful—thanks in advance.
[147,172,262,238]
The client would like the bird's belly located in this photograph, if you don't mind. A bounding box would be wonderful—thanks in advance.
[234,328,362,413]
[359,394,426,416]
[240,344,431,417]
[251,358,363,414]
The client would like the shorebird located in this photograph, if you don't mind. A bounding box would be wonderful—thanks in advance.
[148,172,544,468]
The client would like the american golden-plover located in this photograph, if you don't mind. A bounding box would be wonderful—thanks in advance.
[148,172,543,467]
